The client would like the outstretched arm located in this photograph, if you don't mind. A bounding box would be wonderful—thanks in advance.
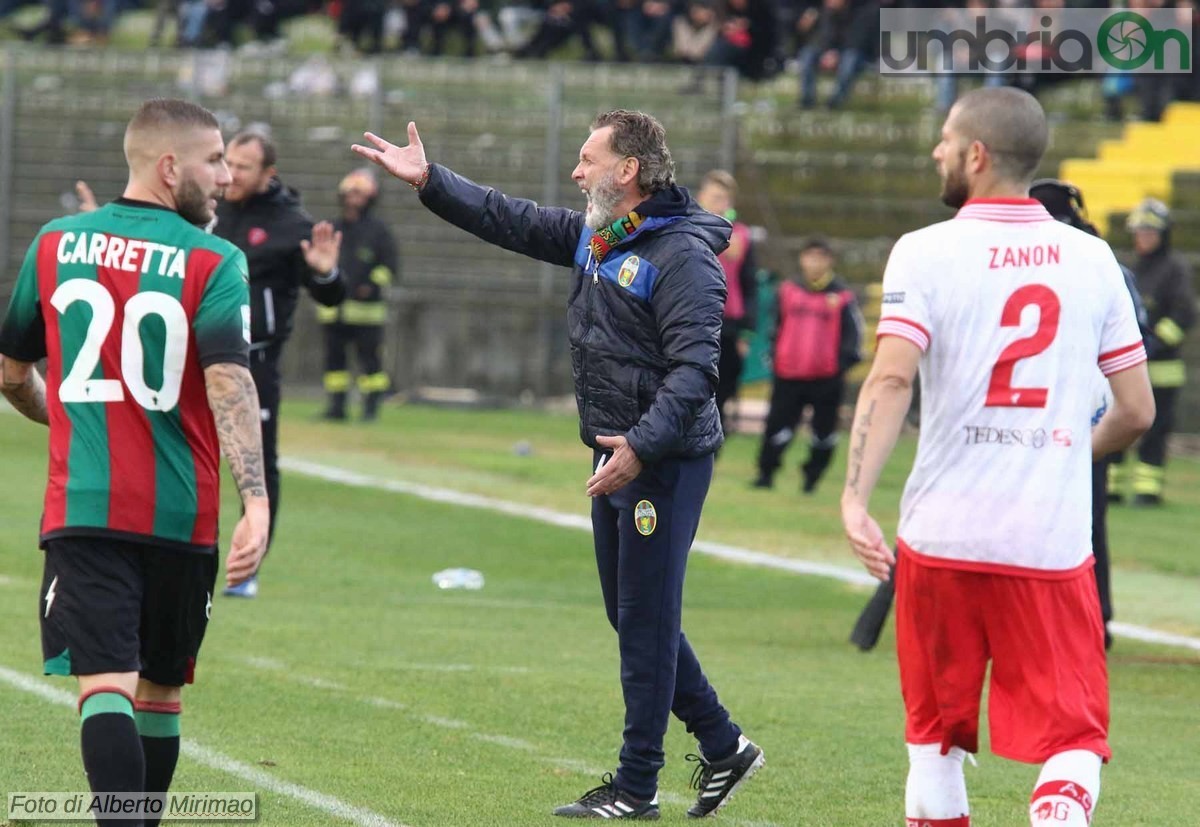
[353,123,584,267]
[0,356,49,425]
[204,362,270,586]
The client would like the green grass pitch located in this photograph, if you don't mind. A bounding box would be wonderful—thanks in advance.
[1,401,1197,825]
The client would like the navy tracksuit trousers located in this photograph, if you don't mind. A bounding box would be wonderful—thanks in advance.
[591,452,742,799]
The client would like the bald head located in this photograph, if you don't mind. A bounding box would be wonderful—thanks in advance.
[948,87,1048,185]
[124,98,221,172]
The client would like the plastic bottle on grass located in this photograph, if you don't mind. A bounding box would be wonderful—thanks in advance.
[432,568,485,590]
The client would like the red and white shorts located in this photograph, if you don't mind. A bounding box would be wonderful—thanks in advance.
[895,543,1110,764]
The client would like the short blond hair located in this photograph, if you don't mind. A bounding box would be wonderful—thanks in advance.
[124,98,219,165]
[700,169,738,198]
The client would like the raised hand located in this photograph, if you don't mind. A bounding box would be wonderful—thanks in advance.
[301,221,342,275]
[351,122,428,186]
[75,180,98,213]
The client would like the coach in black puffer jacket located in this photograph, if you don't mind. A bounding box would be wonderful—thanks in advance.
[361,110,764,816]
[419,158,729,464]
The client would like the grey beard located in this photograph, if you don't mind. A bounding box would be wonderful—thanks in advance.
[584,206,612,230]
[584,175,624,230]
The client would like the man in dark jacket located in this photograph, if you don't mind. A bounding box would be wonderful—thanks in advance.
[319,167,398,421]
[353,111,763,821]
[215,130,345,597]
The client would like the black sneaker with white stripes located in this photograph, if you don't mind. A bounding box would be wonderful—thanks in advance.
[686,735,765,818]
[553,773,660,819]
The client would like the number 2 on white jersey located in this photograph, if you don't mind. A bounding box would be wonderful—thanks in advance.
[985,284,1060,409]
[51,280,189,411]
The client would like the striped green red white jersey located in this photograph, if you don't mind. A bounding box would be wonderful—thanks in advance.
[0,199,250,550]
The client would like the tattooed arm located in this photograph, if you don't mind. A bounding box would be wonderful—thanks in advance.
[205,363,267,499]
[0,356,50,426]
[840,336,920,581]
[204,362,270,586]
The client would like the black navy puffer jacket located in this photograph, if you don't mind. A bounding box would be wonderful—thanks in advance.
[419,164,730,463]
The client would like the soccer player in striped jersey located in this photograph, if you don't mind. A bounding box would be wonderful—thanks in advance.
[0,98,269,823]
[841,88,1155,827]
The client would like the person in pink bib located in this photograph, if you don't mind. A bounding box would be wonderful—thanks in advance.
[753,236,862,493]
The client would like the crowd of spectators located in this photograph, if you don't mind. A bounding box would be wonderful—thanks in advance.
[0,0,875,78]
[2,1,1198,120]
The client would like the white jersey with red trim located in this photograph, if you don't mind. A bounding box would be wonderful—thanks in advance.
[878,198,1146,574]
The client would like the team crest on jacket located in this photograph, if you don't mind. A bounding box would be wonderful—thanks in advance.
[618,256,641,288]
[634,500,657,536]
[248,227,269,246]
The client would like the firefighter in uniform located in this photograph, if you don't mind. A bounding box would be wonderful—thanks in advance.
[753,236,863,493]
[1110,198,1196,505]
[319,168,398,421]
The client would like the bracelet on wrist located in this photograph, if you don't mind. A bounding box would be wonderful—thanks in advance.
[411,164,431,192]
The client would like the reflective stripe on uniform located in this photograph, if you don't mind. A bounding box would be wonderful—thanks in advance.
[324,371,352,392]
[1148,359,1186,388]
[356,372,390,393]
[1154,317,1186,348]
[341,300,387,325]
[1107,459,1130,493]
[369,265,392,288]
[316,301,387,325]
[1132,462,1165,496]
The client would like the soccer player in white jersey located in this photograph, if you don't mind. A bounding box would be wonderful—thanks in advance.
[840,87,1156,827]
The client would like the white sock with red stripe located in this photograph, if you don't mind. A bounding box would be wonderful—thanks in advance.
[1029,750,1101,826]
[905,743,970,826]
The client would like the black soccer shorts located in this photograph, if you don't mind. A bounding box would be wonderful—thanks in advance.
[39,536,218,686]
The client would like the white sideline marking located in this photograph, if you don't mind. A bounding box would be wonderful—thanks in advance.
[1109,621,1200,653]
[281,458,876,587]
[474,733,537,750]
[364,696,407,710]
[421,714,470,729]
[299,675,350,691]
[243,654,530,676]
[281,458,1200,653]
[0,665,412,827]
[243,655,287,670]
